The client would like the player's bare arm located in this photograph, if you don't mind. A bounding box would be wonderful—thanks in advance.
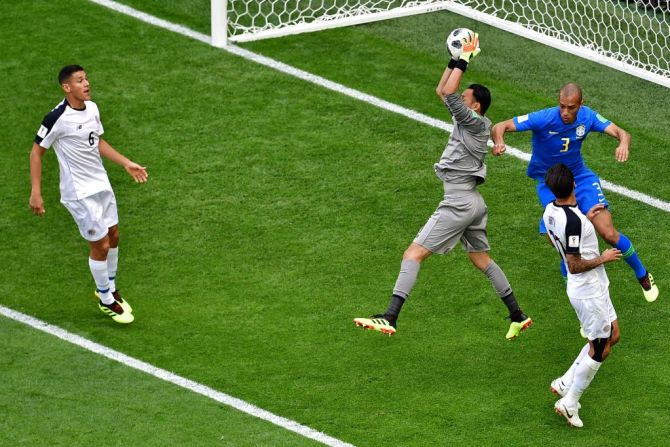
[29,142,47,216]
[98,138,148,183]
[438,31,479,100]
[435,65,454,100]
[603,123,631,162]
[566,248,622,274]
[491,119,517,156]
[441,65,463,97]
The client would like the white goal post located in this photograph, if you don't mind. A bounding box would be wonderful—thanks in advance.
[211,0,670,89]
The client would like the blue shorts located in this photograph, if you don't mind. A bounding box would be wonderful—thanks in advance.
[537,168,608,233]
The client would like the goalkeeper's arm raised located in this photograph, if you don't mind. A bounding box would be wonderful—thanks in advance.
[440,32,480,97]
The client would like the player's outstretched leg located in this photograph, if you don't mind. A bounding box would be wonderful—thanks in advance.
[595,214,659,301]
[476,257,532,340]
[613,233,658,301]
[585,199,658,301]
[354,250,424,336]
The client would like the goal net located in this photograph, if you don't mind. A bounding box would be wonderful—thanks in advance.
[214,1,452,44]
[211,0,670,88]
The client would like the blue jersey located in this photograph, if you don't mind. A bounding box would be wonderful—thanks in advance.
[513,105,611,180]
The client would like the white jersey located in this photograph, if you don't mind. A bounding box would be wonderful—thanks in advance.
[543,201,609,299]
[35,99,112,201]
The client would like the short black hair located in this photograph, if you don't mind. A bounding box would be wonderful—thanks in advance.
[58,65,85,84]
[545,163,575,199]
[468,83,491,115]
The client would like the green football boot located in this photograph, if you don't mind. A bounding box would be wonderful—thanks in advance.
[506,316,532,340]
[353,314,396,336]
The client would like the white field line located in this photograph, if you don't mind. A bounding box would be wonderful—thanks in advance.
[90,0,670,214]
[0,304,355,447]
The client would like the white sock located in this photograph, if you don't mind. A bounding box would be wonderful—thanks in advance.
[107,247,119,293]
[564,355,601,408]
[89,257,113,305]
[561,343,590,388]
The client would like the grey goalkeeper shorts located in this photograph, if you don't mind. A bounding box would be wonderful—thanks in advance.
[413,184,490,254]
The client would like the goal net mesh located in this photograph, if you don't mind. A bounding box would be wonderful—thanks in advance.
[226,0,670,79]
[227,1,446,37]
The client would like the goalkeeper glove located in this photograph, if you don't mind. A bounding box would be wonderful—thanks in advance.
[460,32,481,62]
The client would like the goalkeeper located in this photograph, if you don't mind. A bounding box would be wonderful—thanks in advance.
[354,32,532,339]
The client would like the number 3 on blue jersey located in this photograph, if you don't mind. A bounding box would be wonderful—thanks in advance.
[560,137,570,152]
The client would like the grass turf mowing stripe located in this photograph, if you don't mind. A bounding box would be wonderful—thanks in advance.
[91,0,670,214]
[0,304,355,447]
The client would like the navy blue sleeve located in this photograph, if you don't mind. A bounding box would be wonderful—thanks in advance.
[35,101,67,146]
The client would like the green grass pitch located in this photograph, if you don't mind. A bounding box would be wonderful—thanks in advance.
[1,1,670,445]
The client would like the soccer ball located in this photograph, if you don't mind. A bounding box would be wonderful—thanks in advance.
[446,28,474,59]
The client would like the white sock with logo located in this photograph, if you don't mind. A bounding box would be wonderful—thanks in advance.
[89,258,113,305]
[107,247,119,293]
[561,343,590,388]
[564,355,601,408]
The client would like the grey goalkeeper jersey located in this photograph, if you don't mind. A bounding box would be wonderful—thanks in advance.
[434,92,491,185]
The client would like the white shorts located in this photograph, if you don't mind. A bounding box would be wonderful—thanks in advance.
[61,190,118,242]
[569,291,617,340]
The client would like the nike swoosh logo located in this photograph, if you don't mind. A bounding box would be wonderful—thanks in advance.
[549,131,559,134]
[564,406,574,418]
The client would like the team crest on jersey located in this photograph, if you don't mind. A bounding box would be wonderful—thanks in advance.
[576,125,586,137]
[568,235,580,247]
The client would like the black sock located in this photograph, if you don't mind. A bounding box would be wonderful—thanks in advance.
[384,294,405,325]
[501,293,525,322]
